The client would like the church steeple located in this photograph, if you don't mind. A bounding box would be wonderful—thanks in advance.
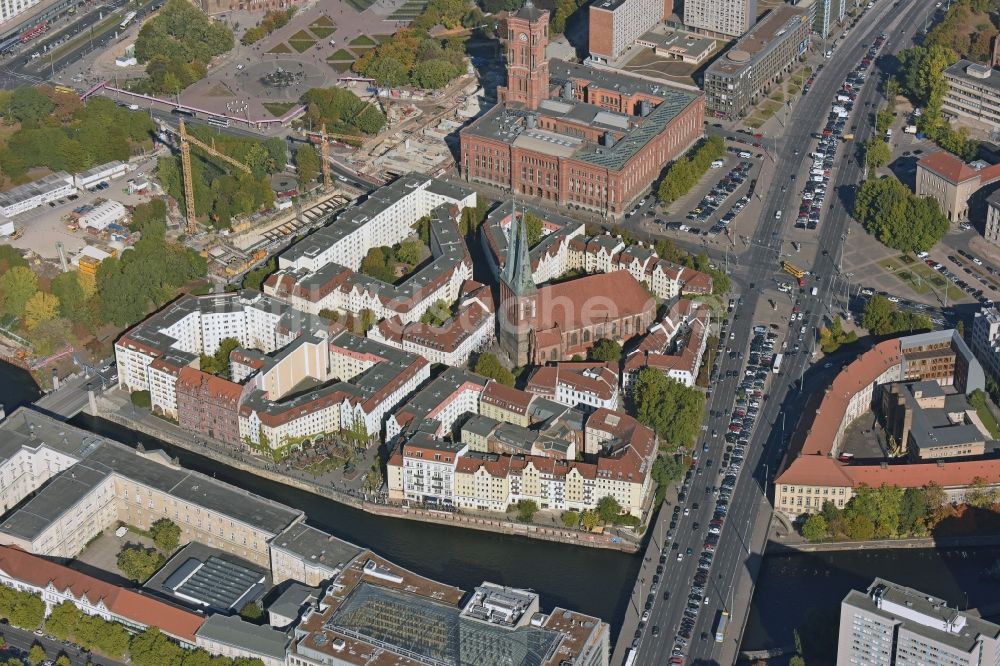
[501,203,537,296]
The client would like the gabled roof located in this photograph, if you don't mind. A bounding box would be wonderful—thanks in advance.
[0,545,204,642]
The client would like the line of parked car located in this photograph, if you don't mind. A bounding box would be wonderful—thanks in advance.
[686,160,753,224]
[929,250,998,303]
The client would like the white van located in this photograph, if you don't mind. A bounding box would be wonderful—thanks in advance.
[738,151,752,158]
[811,287,818,296]
[710,159,725,169]
[775,210,782,219]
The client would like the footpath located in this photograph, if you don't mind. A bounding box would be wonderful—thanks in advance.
[93,394,639,553]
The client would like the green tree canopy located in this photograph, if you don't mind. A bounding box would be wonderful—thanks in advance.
[801,514,828,542]
[589,338,622,363]
[854,177,949,252]
[632,368,705,449]
[561,510,580,528]
[0,266,38,317]
[596,495,622,524]
[657,136,725,204]
[150,518,181,552]
[516,499,538,522]
[116,544,165,583]
[865,139,892,169]
[475,353,515,386]
[295,144,320,187]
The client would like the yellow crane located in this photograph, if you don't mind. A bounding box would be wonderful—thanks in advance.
[169,117,252,233]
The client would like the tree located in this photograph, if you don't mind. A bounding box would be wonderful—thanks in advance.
[9,87,53,127]
[589,338,622,363]
[861,296,897,335]
[54,656,71,666]
[632,368,705,449]
[581,510,600,531]
[801,514,828,542]
[846,513,875,541]
[865,139,892,169]
[129,627,184,666]
[900,487,929,536]
[26,645,45,666]
[419,299,452,326]
[516,499,538,522]
[295,144,320,187]
[657,136,725,204]
[395,239,422,265]
[44,602,80,640]
[150,518,181,552]
[50,271,88,323]
[0,266,38,317]
[0,245,27,272]
[130,390,152,409]
[475,353,515,386]
[966,476,997,509]
[789,656,806,666]
[200,337,240,377]
[116,544,165,582]
[0,587,45,630]
[239,602,263,621]
[561,510,580,528]
[22,291,59,330]
[359,308,377,333]
[854,177,949,252]
[596,495,622,524]
[523,212,544,247]
[874,109,895,135]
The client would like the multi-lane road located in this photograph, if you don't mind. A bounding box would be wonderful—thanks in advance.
[629,0,929,663]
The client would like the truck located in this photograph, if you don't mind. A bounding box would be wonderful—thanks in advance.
[904,125,917,134]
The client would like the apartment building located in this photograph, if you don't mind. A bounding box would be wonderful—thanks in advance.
[263,174,476,324]
[943,60,1000,129]
[623,298,711,389]
[972,305,1000,381]
[703,5,811,118]
[387,375,656,516]
[268,522,361,587]
[367,280,496,367]
[385,367,491,441]
[683,0,756,38]
[775,330,989,518]
[0,545,205,646]
[525,362,620,413]
[588,0,672,62]
[838,579,1000,666]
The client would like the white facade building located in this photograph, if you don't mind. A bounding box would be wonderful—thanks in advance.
[0,172,75,217]
[79,199,127,231]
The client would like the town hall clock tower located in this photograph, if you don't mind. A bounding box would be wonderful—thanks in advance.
[499,0,550,110]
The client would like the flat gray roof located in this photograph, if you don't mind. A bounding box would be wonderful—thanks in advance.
[705,5,809,78]
[195,613,290,660]
[271,522,362,575]
[0,463,112,540]
[268,582,319,624]
[946,60,1000,94]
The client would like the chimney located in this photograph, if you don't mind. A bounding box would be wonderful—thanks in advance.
[562,80,574,100]
[526,113,537,130]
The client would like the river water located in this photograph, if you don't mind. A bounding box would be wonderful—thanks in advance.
[0,362,641,632]
[742,546,1000,651]
[7,361,1000,647]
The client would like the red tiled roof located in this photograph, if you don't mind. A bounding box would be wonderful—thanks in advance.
[482,382,534,414]
[177,367,244,403]
[0,546,204,642]
[918,151,978,183]
[536,271,656,332]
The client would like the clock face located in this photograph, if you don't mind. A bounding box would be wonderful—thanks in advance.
[519,32,527,41]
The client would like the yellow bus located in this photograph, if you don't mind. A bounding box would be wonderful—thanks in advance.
[781,261,806,279]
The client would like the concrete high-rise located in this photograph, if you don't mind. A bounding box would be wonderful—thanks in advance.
[683,0,757,38]
[838,578,1000,666]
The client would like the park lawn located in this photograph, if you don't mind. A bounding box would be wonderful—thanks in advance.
[310,26,335,38]
[263,102,297,117]
[311,14,336,27]
[330,48,355,61]
[349,34,377,47]
[327,60,353,72]
[770,91,784,102]
[290,39,316,53]
[303,457,345,476]
[267,42,292,53]
[289,29,316,42]
[344,0,377,10]
[745,116,764,129]
[375,33,394,43]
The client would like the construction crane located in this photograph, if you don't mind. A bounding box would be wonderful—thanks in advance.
[165,117,252,233]
[321,124,332,190]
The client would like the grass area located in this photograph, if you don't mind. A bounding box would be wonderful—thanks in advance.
[976,402,1000,439]
[375,33,394,43]
[312,14,336,27]
[770,91,784,102]
[348,47,374,58]
[289,29,315,42]
[267,42,292,53]
[263,102,297,117]
[349,34,377,47]
[290,38,316,53]
[310,26,335,38]
[787,83,800,96]
[388,0,427,19]
[344,0,377,11]
[330,48,355,61]
[883,257,967,301]
[327,60,352,72]
[745,116,764,129]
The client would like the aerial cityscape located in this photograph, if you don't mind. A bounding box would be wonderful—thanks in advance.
[1,0,1000,664]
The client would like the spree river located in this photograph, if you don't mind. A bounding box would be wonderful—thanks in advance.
[0,362,641,632]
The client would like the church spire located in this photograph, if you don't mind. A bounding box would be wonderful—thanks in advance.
[501,202,536,297]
